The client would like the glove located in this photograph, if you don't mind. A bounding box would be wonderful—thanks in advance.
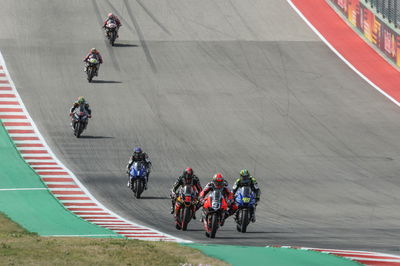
[69,112,73,117]
[170,191,176,199]
[88,114,92,118]
[199,197,204,205]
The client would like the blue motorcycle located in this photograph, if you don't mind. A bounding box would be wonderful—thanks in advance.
[234,186,256,232]
[129,162,148,198]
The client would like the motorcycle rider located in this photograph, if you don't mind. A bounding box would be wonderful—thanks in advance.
[83,48,103,76]
[103,13,122,37]
[199,173,238,225]
[69,96,91,129]
[170,168,202,219]
[232,169,260,222]
[126,147,151,189]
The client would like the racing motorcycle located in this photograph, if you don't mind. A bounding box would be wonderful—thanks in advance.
[85,57,98,82]
[234,186,256,233]
[174,185,198,231]
[72,105,89,138]
[129,161,148,198]
[105,20,118,46]
[201,190,228,238]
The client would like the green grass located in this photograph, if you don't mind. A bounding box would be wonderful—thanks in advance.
[0,213,228,266]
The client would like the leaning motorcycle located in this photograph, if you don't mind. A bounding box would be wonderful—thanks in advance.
[201,190,228,238]
[85,57,98,82]
[129,162,148,199]
[105,20,118,46]
[174,185,198,231]
[72,105,89,138]
[234,186,256,233]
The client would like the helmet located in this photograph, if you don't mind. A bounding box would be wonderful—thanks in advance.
[77,96,85,104]
[133,147,142,154]
[183,168,193,184]
[213,173,224,189]
[90,48,97,53]
[108,13,114,18]
[240,169,250,183]
[184,167,193,176]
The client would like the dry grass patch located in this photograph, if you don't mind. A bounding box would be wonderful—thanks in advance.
[0,213,228,266]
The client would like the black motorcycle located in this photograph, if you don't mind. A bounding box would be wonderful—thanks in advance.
[72,105,89,138]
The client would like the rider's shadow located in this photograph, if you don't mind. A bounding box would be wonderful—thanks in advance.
[90,80,122,84]
[139,196,169,200]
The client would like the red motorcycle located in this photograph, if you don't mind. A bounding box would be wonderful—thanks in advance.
[201,189,228,238]
[174,185,198,231]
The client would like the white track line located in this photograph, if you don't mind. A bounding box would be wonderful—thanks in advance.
[0,188,48,191]
[286,0,400,108]
[0,52,188,243]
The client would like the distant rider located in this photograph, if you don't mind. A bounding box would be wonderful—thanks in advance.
[83,48,103,76]
[69,96,91,128]
[232,169,260,222]
[103,13,122,37]
[126,147,151,189]
[170,168,202,218]
[199,173,238,225]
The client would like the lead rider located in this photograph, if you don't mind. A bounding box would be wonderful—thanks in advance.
[199,173,238,225]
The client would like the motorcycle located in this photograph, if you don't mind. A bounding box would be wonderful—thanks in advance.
[105,20,118,46]
[201,190,228,238]
[85,57,98,82]
[234,186,256,233]
[174,185,198,231]
[129,162,148,198]
[72,105,89,138]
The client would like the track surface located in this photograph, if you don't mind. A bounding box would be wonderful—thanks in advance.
[0,0,399,253]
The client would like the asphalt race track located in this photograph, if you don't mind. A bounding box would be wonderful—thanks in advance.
[0,0,399,254]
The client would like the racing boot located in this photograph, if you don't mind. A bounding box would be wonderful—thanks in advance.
[251,208,256,223]
[220,212,229,227]
[170,200,175,214]
[251,213,256,223]
[192,211,196,220]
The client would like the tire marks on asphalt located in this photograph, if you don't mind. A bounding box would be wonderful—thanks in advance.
[91,0,121,72]
[123,0,157,73]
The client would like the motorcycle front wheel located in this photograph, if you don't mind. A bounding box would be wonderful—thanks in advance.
[210,213,219,238]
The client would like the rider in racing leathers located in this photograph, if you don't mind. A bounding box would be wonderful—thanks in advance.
[103,13,122,38]
[199,173,238,225]
[170,168,202,219]
[83,48,103,76]
[126,147,151,189]
[232,169,260,222]
[69,96,92,129]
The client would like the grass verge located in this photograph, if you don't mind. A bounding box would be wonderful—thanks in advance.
[0,212,228,266]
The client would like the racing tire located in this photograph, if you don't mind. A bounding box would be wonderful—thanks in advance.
[210,213,219,238]
[182,207,192,231]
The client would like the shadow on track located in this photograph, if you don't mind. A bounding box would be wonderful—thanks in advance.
[140,196,169,200]
[79,136,114,139]
[91,80,122,84]
[113,43,138,47]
